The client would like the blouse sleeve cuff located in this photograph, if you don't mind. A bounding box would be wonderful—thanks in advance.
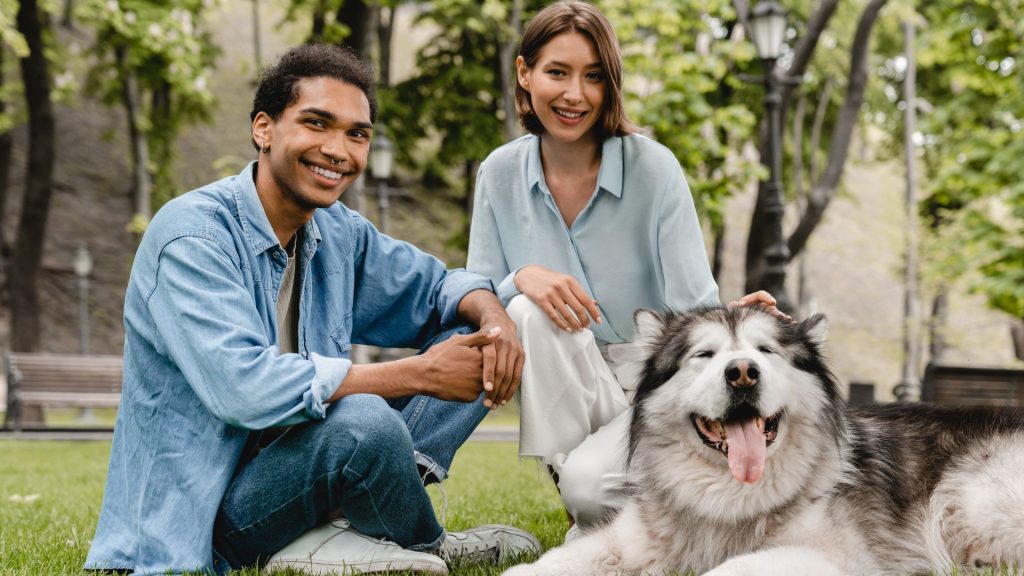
[495,269,524,307]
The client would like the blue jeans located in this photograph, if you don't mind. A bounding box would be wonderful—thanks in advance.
[211,326,490,570]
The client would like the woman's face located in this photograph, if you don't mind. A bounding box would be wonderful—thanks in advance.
[517,31,606,145]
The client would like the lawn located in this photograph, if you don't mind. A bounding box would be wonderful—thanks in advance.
[0,439,565,576]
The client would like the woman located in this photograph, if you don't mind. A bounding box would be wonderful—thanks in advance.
[467,0,778,537]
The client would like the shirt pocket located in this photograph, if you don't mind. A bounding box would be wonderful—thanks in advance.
[329,313,353,356]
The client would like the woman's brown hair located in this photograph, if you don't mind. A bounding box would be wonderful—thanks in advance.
[515,1,638,140]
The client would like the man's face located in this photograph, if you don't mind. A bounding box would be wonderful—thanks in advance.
[252,77,372,213]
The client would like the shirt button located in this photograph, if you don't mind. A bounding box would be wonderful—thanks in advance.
[302,351,309,358]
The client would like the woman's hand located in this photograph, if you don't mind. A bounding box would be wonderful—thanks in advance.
[728,290,794,322]
[515,265,602,332]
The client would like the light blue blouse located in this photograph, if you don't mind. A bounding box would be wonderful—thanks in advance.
[467,134,720,345]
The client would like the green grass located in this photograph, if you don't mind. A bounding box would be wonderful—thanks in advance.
[0,440,564,575]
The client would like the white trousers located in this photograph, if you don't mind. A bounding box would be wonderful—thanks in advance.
[507,295,644,526]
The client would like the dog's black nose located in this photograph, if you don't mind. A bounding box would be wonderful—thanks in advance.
[725,359,759,388]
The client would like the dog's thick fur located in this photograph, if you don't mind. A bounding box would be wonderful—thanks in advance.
[504,307,1024,576]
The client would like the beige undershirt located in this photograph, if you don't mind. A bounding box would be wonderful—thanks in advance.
[276,237,302,355]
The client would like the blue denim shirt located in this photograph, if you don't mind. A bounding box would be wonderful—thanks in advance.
[84,162,492,575]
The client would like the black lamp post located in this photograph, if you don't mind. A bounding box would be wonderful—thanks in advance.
[748,0,794,313]
[369,132,395,235]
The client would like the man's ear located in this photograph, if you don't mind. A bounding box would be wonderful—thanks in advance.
[252,111,273,150]
[633,309,664,355]
[515,55,530,90]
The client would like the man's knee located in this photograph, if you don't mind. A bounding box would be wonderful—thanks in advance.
[320,394,413,471]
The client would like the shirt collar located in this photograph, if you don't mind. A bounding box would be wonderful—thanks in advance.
[527,135,625,199]
[235,161,322,257]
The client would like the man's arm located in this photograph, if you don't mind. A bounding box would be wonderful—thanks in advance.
[328,328,502,403]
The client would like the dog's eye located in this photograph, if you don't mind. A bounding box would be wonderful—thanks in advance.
[758,345,775,355]
[694,350,714,359]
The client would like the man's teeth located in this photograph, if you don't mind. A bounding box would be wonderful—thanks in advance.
[309,164,342,180]
[555,109,584,119]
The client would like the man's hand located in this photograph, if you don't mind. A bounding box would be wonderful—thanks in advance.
[515,265,602,332]
[477,317,524,409]
[417,328,503,402]
[728,290,793,322]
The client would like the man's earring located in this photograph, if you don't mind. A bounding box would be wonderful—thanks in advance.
[261,142,270,154]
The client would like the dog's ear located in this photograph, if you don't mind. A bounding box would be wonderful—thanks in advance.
[633,309,664,353]
[799,313,828,346]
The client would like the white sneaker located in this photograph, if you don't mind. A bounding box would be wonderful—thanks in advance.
[265,519,449,575]
[439,524,541,565]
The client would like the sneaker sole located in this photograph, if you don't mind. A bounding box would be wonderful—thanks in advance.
[265,558,448,575]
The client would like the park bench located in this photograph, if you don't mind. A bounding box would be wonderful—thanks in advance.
[921,361,1024,406]
[3,351,123,430]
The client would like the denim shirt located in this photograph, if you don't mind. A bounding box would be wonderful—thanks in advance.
[84,162,492,575]
[467,134,720,345]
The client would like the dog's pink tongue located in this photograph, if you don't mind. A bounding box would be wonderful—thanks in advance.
[725,419,766,484]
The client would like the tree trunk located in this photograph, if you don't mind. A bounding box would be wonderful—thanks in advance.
[310,0,327,43]
[792,91,808,315]
[499,0,522,141]
[786,0,888,261]
[928,289,949,362]
[12,0,56,353]
[0,48,11,307]
[251,0,262,73]
[376,5,393,86]
[742,0,840,292]
[895,20,921,402]
[336,0,370,57]
[116,46,151,223]
[711,226,725,283]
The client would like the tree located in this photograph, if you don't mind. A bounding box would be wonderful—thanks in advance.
[385,0,540,253]
[11,0,56,353]
[907,0,1024,332]
[79,0,218,226]
[602,0,763,280]
[0,0,29,294]
[738,0,893,297]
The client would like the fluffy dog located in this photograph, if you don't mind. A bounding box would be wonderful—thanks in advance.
[504,306,1024,576]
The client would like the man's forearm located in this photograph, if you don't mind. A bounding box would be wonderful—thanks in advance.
[328,356,427,403]
[457,288,511,329]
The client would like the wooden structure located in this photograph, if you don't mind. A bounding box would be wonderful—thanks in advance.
[921,361,1024,407]
[3,352,122,430]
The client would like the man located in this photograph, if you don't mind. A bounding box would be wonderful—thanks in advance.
[85,44,537,575]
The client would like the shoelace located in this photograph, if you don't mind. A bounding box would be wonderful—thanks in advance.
[421,468,450,525]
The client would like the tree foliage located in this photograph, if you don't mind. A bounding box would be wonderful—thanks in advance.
[79,0,219,214]
[602,0,762,234]
[906,0,1024,319]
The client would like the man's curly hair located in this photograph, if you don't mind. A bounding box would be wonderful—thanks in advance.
[250,44,377,150]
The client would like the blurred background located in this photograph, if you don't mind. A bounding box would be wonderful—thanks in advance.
[1,0,1021,415]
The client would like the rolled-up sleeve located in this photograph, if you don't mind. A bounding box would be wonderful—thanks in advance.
[147,236,344,429]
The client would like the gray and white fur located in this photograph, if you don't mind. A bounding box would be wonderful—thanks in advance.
[503,306,1024,576]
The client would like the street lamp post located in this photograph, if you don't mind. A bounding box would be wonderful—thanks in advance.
[73,243,95,423]
[369,132,395,235]
[748,0,794,313]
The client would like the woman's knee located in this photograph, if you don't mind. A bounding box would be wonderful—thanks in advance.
[557,452,623,526]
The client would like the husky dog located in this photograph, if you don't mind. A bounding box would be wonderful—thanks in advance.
[504,306,1024,576]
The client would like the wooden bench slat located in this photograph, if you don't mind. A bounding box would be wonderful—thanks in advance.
[5,352,124,429]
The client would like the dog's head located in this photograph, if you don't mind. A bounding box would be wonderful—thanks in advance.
[628,306,843,490]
